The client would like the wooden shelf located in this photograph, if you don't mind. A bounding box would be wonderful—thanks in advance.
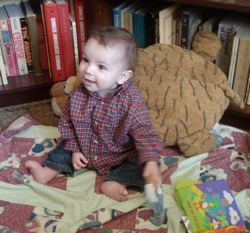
[221,105,250,131]
[166,0,250,12]
[0,71,55,108]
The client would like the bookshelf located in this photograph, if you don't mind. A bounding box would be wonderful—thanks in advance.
[0,71,53,107]
[0,0,249,130]
[79,0,250,131]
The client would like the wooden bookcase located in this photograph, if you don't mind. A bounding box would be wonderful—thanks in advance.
[0,0,249,130]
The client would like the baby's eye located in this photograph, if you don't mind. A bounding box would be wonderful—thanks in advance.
[82,57,88,63]
[99,65,107,70]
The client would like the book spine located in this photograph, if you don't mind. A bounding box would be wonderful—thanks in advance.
[56,1,75,78]
[36,10,49,70]
[70,15,79,73]
[43,1,66,81]
[0,45,8,85]
[154,15,160,44]
[180,12,191,49]
[175,19,180,45]
[233,37,250,100]
[187,10,203,50]
[9,16,28,75]
[148,10,160,45]
[123,12,134,35]
[74,0,87,60]
[25,8,43,76]
[0,18,19,76]
[133,12,146,48]
[216,22,237,76]
[113,8,121,27]
[228,34,240,88]
[20,17,33,72]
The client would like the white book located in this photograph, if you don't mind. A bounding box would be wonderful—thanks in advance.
[228,22,250,88]
[159,3,182,44]
[70,14,79,73]
[233,28,250,100]
[0,45,8,85]
[216,13,245,76]
[4,3,28,75]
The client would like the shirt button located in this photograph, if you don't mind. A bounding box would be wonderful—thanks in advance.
[94,121,98,125]
[94,139,98,144]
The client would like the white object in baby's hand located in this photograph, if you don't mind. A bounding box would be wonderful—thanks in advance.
[144,183,164,214]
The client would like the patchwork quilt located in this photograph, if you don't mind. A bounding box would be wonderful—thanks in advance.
[0,114,249,233]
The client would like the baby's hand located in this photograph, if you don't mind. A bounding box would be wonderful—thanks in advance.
[72,152,88,170]
[143,161,161,190]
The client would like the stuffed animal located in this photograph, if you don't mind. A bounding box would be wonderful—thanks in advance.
[50,31,244,157]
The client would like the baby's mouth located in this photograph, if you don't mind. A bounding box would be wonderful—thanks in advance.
[84,78,96,85]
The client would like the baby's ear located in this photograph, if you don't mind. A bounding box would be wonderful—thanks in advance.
[117,70,133,85]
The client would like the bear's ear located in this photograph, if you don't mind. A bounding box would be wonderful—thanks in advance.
[117,70,133,85]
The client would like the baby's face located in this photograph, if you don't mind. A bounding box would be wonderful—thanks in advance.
[79,37,128,98]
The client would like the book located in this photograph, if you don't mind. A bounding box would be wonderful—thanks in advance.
[180,6,204,50]
[171,5,183,45]
[55,0,76,78]
[216,13,246,76]
[121,0,145,35]
[16,3,33,73]
[174,17,182,46]
[148,2,172,45]
[199,11,225,33]
[29,1,49,71]
[228,22,250,88]
[112,0,133,28]
[42,0,66,81]
[69,14,79,73]
[0,6,18,76]
[133,2,164,48]
[175,179,247,233]
[159,3,182,45]
[21,1,43,76]
[233,27,250,101]
[74,0,88,61]
[0,45,8,85]
[4,3,28,75]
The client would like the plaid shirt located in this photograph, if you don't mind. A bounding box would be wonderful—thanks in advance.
[59,79,165,175]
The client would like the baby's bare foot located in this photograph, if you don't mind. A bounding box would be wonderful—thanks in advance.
[101,181,128,202]
[25,160,59,184]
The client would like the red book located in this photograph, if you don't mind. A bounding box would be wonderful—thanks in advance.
[55,0,76,77]
[42,0,66,81]
[37,3,49,70]
[74,0,88,60]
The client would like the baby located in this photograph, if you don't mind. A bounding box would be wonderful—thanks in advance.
[26,26,165,202]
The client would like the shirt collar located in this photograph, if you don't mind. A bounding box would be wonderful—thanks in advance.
[80,79,132,101]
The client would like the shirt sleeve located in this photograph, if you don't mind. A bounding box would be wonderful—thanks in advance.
[129,102,163,165]
[58,94,81,152]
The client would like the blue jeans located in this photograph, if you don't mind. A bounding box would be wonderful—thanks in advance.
[44,140,144,192]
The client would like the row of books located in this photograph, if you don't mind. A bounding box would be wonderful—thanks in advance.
[0,0,87,86]
[112,1,250,105]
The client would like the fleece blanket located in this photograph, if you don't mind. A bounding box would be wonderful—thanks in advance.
[0,114,249,233]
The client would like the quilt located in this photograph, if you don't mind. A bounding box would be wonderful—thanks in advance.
[0,114,249,233]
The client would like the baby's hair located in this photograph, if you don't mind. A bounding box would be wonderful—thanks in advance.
[88,26,138,71]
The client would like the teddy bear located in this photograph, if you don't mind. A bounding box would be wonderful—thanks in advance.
[50,31,244,157]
